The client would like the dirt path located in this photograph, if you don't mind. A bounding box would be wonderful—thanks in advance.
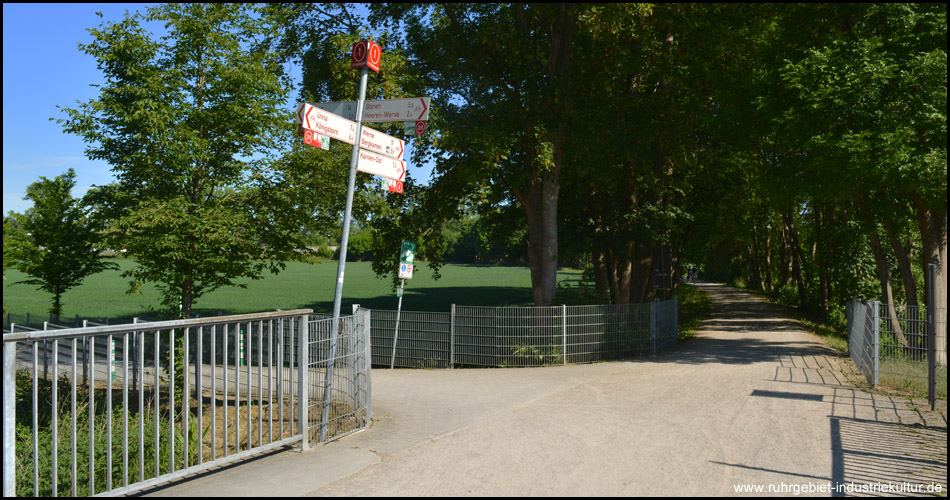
[147,283,947,497]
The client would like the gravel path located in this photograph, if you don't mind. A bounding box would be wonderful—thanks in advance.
[145,282,947,497]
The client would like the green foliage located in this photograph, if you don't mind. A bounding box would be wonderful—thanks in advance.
[674,284,711,341]
[56,4,343,319]
[5,169,117,316]
[14,371,204,497]
[502,339,563,367]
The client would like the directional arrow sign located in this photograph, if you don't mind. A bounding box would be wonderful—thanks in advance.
[298,102,405,160]
[359,126,404,160]
[297,102,356,144]
[314,97,430,123]
[357,149,405,182]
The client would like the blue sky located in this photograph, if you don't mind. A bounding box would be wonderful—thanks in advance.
[2,3,427,215]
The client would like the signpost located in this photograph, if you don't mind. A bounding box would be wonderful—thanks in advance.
[315,97,430,123]
[308,40,427,438]
[320,40,375,443]
[357,149,406,182]
[298,102,405,159]
[296,102,357,144]
[391,240,415,369]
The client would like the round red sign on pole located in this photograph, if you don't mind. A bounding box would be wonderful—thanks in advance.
[368,42,381,70]
[414,121,427,135]
[351,40,367,69]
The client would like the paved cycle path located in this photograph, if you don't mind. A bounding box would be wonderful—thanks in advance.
[145,282,946,497]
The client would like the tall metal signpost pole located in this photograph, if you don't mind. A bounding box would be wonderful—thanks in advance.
[321,39,381,443]
[390,240,415,369]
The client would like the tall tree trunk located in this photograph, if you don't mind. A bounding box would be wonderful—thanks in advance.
[521,178,559,306]
[671,246,683,296]
[816,207,829,314]
[751,220,763,291]
[885,225,918,307]
[606,257,620,305]
[914,194,947,366]
[783,213,807,308]
[764,226,773,293]
[779,222,792,287]
[630,241,655,304]
[868,231,909,348]
[593,250,610,302]
[616,240,633,305]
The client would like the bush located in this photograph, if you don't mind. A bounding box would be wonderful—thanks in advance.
[14,371,202,497]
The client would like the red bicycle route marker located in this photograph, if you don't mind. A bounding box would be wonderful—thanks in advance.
[351,39,381,73]
[414,121,427,135]
[387,179,404,194]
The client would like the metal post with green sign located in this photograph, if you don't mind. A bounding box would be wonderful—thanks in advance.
[390,240,415,369]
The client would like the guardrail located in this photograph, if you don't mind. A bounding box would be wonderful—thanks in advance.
[3,310,316,497]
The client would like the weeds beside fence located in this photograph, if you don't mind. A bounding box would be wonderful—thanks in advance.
[846,299,948,402]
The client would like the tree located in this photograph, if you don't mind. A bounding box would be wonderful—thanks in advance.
[58,4,330,318]
[358,3,581,305]
[5,169,117,317]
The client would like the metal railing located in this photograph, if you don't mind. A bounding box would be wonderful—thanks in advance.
[370,298,679,368]
[308,310,372,444]
[847,299,948,400]
[2,308,372,497]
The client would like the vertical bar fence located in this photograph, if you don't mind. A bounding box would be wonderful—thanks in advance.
[2,309,328,497]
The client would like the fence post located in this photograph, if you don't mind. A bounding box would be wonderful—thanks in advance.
[3,340,15,497]
[871,300,880,387]
[298,313,310,450]
[82,320,88,386]
[650,302,657,356]
[132,317,138,394]
[562,304,568,365]
[43,322,49,381]
[674,297,679,341]
[362,309,373,425]
[926,264,937,411]
[450,304,456,369]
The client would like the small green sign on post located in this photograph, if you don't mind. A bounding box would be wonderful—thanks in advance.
[392,240,416,369]
[399,240,415,279]
[400,240,415,264]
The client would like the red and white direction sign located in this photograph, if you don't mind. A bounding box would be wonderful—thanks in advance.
[296,103,356,144]
[359,126,404,160]
[357,149,405,182]
[314,97,430,123]
[299,102,405,159]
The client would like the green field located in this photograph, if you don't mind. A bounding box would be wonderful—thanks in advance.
[3,258,585,322]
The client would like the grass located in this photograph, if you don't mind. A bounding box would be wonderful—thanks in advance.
[4,259,584,321]
[675,283,711,341]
